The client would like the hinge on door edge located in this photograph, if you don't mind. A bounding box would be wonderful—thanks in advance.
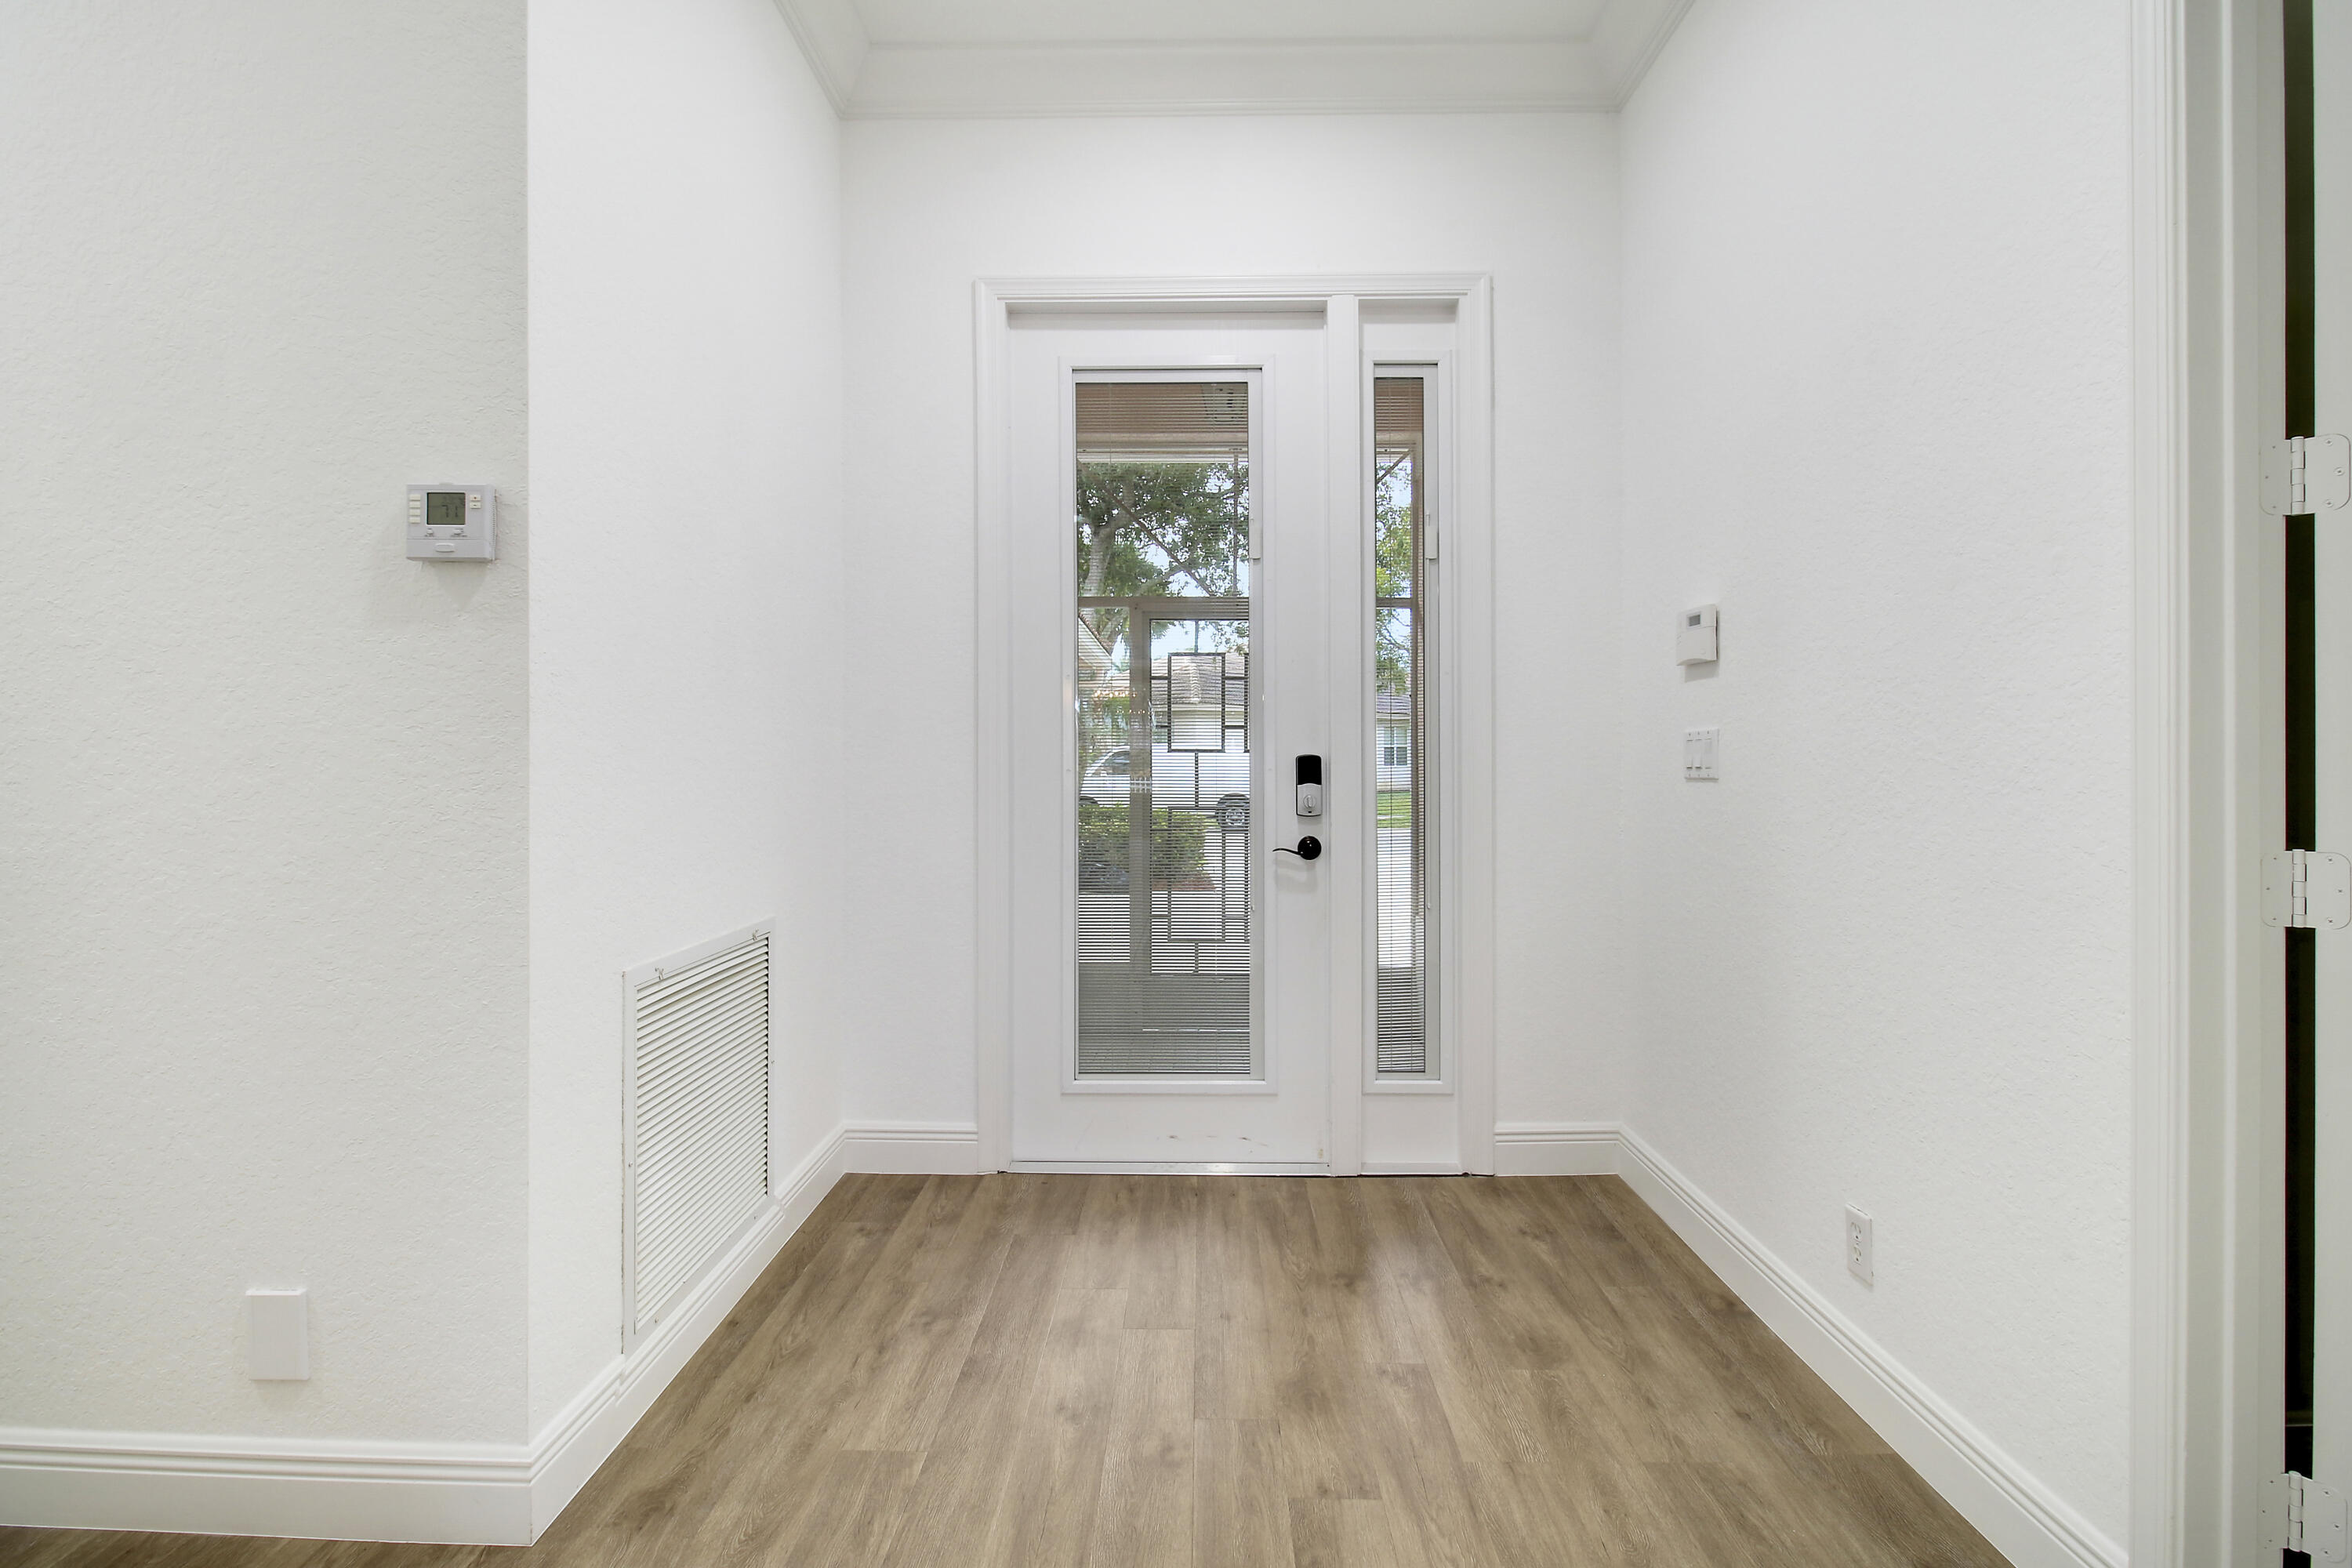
[2263,1472,2350,1562]
[2263,850,2352,930]
[2263,434,2352,514]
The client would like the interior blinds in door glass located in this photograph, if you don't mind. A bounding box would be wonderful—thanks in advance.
[1074,382,1255,1076]
[1374,377,1432,1076]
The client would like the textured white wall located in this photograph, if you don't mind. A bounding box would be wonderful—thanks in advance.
[0,2,530,1441]
[840,113,1627,1134]
[1618,0,2132,1541]
[526,0,849,1432]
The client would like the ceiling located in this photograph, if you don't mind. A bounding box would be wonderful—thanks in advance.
[775,0,1690,117]
[847,0,1612,46]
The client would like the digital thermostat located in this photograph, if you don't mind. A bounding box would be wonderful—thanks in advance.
[406,483,495,561]
[1676,603,1719,665]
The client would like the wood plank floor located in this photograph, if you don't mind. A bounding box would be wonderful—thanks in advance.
[0,1175,2010,1568]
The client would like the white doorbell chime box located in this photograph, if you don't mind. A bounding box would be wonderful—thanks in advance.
[1677,604,1719,665]
[407,483,496,561]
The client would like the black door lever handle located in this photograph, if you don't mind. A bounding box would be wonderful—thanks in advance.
[1273,836,1323,861]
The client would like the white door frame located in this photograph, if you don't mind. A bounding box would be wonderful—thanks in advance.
[2133,0,2300,1563]
[972,274,1497,1179]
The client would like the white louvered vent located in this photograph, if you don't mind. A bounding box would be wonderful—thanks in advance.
[623,921,771,1344]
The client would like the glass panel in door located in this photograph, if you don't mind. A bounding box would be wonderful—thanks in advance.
[1374,376,1433,1077]
[1073,382,1255,1076]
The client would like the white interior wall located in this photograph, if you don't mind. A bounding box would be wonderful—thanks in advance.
[1618,0,2133,1544]
[0,1,531,1443]
[526,0,850,1433]
[839,112,1628,1136]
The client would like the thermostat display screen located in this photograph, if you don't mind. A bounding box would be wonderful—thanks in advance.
[426,492,466,528]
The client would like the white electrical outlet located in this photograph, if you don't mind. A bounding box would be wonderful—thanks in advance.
[1844,1207,1874,1286]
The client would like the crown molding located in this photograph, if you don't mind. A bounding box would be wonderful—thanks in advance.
[772,0,1691,118]
[769,0,866,114]
[848,38,1610,118]
[1589,0,1697,102]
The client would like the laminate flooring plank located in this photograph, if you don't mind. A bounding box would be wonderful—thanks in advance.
[768,1450,927,1568]
[1300,1178,1417,1367]
[0,1532,123,1568]
[1065,1175,1146,1291]
[876,1228,1073,1568]
[831,1175,1018,1453]
[1592,1283,1779,1468]
[980,1288,1127,1568]
[1468,1457,1618,1568]
[1081,1327,1194,1568]
[1122,1176,1202,1330]
[1339,1498,1436,1568]
[1192,1418,1292,1568]
[0,1176,2017,1568]
[1286,1499,1341,1568]
[1419,1180,1592,1372]
[613,1178,951,1565]
[1385,1257,1552,1468]
[1006,1171,1093,1235]
[1358,1362,1500,1568]
[1194,1175,1279,1421]
[1647,1458,1878,1568]
[306,1546,496,1568]
[1576,1178,1746,1316]
[1810,1455,2012,1568]
[1256,1183,1383,1502]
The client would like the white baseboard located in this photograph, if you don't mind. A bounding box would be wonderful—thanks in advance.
[0,1126,849,1547]
[1493,1121,1621,1175]
[1613,1127,2124,1568]
[841,1120,985,1174]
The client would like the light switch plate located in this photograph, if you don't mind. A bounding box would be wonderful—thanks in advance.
[247,1288,309,1381]
[1682,727,1720,780]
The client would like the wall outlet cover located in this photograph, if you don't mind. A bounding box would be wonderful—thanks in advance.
[247,1287,310,1380]
[1844,1207,1874,1286]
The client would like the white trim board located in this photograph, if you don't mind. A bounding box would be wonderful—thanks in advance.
[769,0,1693,118]
[1494,1121,1620,1175]
[0,1128,850,1546]
[1472,1123,2122,1568]
[841,1121,985,1174]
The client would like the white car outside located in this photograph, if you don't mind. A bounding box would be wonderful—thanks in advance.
[1080,746,1251,833]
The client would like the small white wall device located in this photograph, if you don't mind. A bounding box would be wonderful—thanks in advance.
[246,1287,310,1381]
[407,483,496,561]
[1294,753,1323,818]
[1682,727,1721,781]
[1677,603,1719,665]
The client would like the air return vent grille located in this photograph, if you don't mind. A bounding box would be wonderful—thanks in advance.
[623,921,771,1343]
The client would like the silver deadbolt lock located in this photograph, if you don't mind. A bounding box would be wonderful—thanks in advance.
[1294,754,1323,818]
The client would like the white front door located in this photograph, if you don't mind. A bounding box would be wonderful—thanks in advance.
[1005,319,1349,1168]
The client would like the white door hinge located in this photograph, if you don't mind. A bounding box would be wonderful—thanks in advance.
[2265,851,2352,929]
[2263,1472,2350,1562]
[2263,434,2352,514]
